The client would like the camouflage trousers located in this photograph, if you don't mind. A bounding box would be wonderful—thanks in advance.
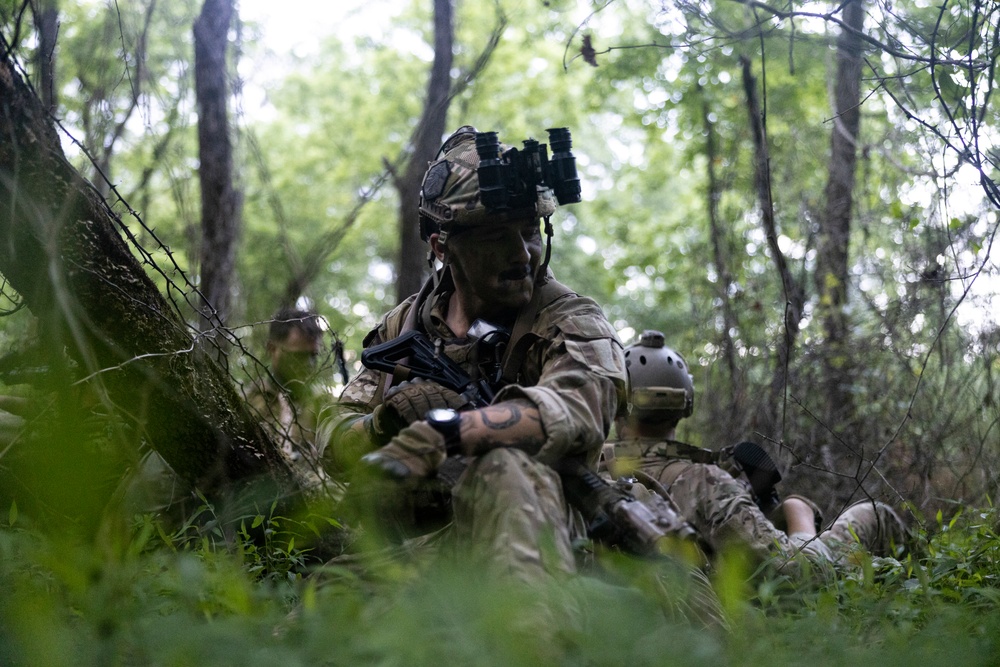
[452,450,728,629]
[640,458,907,574]
[452,448,579,583]
[329,448,582,585]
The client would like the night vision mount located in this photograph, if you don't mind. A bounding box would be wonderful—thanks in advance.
[475,127,582,211]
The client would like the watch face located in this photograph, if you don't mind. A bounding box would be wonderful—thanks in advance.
[426,408,460,424]
[425,407,462,453]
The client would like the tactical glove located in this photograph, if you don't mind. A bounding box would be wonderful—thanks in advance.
[360,421,447,479]
[368,378,469,441]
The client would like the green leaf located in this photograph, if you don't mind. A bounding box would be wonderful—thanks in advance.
[939,71,970,102]
[8,500,16,526]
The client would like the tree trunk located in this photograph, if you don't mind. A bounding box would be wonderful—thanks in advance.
[0,55,299,504]
[395,0,454,303]
[195,0,242,331]
[740,56,806,440]
[816,0,866,487]
[32,0,58,114]
[700,85,742,433]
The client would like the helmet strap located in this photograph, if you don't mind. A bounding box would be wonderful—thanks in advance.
[420,264,455,335]
[538,216,554,280]
[427,226,455,292]
[425,248,442,292]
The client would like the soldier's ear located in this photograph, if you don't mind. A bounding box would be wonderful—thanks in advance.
[429,233,448,262]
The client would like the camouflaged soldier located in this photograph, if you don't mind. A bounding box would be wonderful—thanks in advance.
[242,308,335,488]
[604,330,908,575]
[122,309,337,517]
[326,126,627,582]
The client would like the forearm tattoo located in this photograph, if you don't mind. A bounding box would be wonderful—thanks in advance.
[481,404,522,430]
[464,402,544,455]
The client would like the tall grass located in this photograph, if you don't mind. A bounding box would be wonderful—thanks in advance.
[1,498,999,666]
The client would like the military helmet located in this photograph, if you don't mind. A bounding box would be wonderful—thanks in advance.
[624,330,694,422]
[418,126,556,242]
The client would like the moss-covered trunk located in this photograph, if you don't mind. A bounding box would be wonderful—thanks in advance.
[0,54,299,504]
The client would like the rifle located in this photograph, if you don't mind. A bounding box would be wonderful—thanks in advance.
[556,458,700,559]
[362,328,701,557]
[0,347,59,387]
[332,333,351,385]
[361,329,498,407]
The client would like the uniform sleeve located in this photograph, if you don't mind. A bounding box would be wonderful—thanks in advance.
[337,364,384,413]
[320,307,402,472]
[241,382,268,418]
[241,381,283,440]
[331,293,416,417]
[493,297,627,467]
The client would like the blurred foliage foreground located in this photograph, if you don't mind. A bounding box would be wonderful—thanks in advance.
[1,405,1000,666]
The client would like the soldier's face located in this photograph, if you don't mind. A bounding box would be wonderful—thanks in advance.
[446,217,543,314]
[269,327,321,390]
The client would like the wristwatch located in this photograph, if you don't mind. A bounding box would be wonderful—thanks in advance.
[425,408,463,455]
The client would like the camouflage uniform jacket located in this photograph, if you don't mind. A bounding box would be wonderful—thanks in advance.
[605,437,791,561]
[605,437,908,574]
[331,269,628,470]
[243,377,334,485]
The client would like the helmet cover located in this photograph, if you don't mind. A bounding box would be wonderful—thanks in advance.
[418,126,556,241]
[625,330,694,421]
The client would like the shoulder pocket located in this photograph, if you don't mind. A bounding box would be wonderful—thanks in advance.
[564,336,625,376]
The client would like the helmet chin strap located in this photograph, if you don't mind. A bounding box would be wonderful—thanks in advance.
[536,216,554,284]
[426,246,443,291]
[426,226,454,292]
[420,232,459,335]
[420,247,452,337]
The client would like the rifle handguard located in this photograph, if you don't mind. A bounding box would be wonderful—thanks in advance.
[556,459,699,559]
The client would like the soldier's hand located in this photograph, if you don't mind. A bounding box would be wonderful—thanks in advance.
[360,421,447,479]
[369,378,469,440]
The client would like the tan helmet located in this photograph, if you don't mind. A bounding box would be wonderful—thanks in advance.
[418,126,556,243]
[624,330,694,422]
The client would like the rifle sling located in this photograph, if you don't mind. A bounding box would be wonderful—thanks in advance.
[391,364,413,386]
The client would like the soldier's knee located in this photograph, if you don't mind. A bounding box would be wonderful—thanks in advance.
[829,500,908,556]
[459,447,560,500]
[479,446,533,468]
[468,447,536,484]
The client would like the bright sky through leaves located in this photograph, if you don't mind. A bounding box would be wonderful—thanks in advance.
[235,0,999,334]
